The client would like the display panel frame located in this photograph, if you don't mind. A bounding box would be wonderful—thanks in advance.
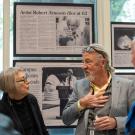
[13,60,85,127]
[111,22,135,69]
[14,2,94,57]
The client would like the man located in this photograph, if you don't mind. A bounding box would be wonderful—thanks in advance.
[65,68,77,90]
[62,44,135,135]
[58,17,82,46]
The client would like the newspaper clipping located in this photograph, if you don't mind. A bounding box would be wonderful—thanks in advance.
[15,4,93,55]
[15,61,85,127]
[111,23,135,68]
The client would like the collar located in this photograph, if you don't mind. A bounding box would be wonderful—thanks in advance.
[91,73,112,94]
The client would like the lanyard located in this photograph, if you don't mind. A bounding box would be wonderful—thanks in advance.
[86,111,95,135]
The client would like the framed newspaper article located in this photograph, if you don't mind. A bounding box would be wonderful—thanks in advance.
[13,60,85,127]
[14,2,94,57]
[111,22,135,69]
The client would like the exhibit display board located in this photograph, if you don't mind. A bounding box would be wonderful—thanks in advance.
[14,60,84,127]
[111,22,135,69]
[14,2,94,57]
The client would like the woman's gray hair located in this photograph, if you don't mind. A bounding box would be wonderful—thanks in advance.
[0,67,24,94]
[82,43,114,73]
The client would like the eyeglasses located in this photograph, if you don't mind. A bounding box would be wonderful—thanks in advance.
[16,76,29,83]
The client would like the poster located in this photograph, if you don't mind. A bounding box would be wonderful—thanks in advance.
[13,60,85,127]
[111,22,135,68]
[14,3,94,56]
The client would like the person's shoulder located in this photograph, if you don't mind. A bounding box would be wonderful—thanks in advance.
[75,78,89,91]
[27,94,37,101]
[76,78,89,85]
[112,75,133,83]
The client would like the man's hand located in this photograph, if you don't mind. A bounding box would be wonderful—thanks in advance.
[95,116,117,130]
[79,90,109,109]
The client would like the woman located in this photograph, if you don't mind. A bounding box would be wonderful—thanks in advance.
[0,67,49,135]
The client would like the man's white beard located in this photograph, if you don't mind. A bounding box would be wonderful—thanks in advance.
[86,72,95,82]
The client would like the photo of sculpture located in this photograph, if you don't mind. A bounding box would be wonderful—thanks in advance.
[42,67,84,108]
[42,67,85,121]
[114,27,135,50]
[56,16,90,46]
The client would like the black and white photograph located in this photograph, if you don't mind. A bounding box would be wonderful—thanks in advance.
[42,67,84,121]
[13,60,85,127]
[14,2,94,57]
[56,16,90,46]
[113,27,135,50]
[111,22,135,68]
